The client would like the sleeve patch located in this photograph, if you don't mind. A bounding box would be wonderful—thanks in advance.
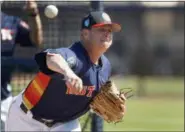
[66,56,76,68]
[20,21,29,29]
[45,49,60,54]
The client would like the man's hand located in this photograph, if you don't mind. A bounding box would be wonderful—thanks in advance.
[46,53,83,94]
[64,70,83,95]
[24,0,38,15]
[23,0,43,46]
[25,0,37,9]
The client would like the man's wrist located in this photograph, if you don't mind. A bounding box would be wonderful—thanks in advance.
[63,67,73,78]
[28,13,38,17]
[26,8,39,17]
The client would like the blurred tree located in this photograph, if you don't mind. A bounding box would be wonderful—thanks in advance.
[131,7,153,97]
[153,40,172,75]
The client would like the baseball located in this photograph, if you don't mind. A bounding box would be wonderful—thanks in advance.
[44,5,58,19]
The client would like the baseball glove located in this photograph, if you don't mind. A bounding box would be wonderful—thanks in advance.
[90,80,127,123]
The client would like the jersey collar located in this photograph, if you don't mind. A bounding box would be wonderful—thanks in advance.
[73,41,104,70]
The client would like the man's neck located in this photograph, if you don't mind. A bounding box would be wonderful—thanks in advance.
[82,42,102,65]
[87,48,101,65]
[89,53,101,65]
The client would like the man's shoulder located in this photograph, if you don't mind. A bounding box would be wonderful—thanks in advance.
[56,47,78,61]
[102,54,110,64]
[55,47,71,52]
[52,47,74,53]
[101,54,111,70]
[43,47,75,58]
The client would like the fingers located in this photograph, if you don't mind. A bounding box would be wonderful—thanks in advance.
[66,75,83,95]
[25,0,37,9]
[78,80,83,92]
[73,78,83,94]
[26,0,36,3]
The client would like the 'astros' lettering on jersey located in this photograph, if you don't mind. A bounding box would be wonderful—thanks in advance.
[22,41,111,122]
[66,85,95,97]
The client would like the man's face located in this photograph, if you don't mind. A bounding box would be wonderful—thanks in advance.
[87,25,113,52]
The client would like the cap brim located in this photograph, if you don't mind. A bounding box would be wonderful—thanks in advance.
[92,23,121,32]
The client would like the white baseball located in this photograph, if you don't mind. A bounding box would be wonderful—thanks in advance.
[44,5,58,19]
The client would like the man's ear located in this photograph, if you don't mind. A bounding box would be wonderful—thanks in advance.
[81,29,89,39]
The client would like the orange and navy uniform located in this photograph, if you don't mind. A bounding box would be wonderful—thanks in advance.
[1,12,36,101]
[22,41,111,122]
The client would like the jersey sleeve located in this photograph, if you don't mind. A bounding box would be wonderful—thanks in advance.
[15,20,35,47]
[34,48,77,75]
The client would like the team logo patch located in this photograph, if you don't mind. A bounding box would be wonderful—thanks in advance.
[67,57,76,68]
[47,49,58,54]
[20,21,29,29]
[84,18,90,27]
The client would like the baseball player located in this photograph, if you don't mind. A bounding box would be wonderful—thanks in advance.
[1,0,43,131]
[6,11,124,131]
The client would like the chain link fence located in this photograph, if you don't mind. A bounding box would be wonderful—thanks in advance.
[1,0,184,97]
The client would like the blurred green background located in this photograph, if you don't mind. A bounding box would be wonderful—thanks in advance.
[11,75,184,131]
[79,76,184,131]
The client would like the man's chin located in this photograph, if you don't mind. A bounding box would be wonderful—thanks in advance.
[100,42,111,48]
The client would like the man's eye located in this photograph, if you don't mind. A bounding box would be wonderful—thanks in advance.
[108,29,112,33]
[98,29,105,32]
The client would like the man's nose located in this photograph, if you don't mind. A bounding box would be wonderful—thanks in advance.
[104,31,111,37]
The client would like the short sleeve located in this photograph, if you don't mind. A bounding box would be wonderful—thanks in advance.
[34,48,77,74]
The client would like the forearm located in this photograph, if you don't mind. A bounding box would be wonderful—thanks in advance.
[46,53,73,76]
[24,0,43,47]
[27,14,43,47]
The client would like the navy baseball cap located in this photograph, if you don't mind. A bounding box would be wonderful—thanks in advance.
[81,11,121,32]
